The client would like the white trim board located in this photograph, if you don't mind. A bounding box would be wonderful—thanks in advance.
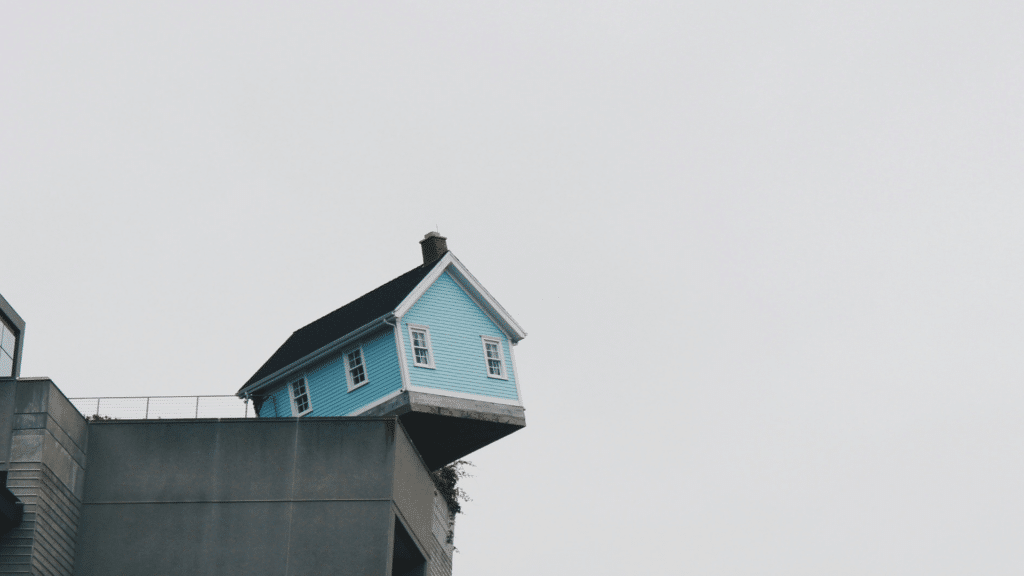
[238,314,393,397]
[405,385,523,407]
[509,341,525,407]
[445,253,526,339]
[391,319,410,392]
[445,272,514,342]
[347,388,405,416]
[394,252,527,343]
[394,256,451,320]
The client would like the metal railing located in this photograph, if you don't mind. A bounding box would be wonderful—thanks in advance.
[69,395,256,420]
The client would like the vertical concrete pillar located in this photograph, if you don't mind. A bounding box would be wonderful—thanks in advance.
[0,378,88,575]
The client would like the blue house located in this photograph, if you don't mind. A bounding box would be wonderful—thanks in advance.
[236,233,527,469]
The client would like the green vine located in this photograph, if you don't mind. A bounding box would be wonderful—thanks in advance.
[430,459,473,516]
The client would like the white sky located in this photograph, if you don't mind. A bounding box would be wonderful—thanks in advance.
[3,2,1023,574]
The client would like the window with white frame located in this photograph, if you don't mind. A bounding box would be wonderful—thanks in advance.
[289,378,312,416]
[481,337,507,379]
[408,324,435,368]
[346,348,368,390]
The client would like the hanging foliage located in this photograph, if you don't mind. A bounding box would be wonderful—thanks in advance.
[430,459,473,516]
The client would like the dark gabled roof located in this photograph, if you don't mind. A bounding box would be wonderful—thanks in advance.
[239,260,439,392]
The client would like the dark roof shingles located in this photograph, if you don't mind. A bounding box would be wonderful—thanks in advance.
[240,262,436,391]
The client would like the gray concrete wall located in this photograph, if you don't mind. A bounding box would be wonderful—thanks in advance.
[0,377,89,576]
[73,417,444,576]
[392,422,455,576]
[0,380,15,470]
[392,427,435,555]
[424,494,454,576]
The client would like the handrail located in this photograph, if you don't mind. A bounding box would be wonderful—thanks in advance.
[69,395,256,420]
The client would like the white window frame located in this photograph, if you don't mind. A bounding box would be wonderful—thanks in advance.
[481,336,508,380]
[407,324,436,369]
[345,346,370,392]
[289,377,313,416]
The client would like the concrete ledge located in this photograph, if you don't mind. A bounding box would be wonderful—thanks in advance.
[362,391,526,426]
[407,391,525,422]
[361,390,525,470]
[360,392,414,419]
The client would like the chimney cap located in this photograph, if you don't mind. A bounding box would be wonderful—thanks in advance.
[423,231,444,240]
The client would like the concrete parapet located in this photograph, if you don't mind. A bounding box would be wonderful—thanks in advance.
[75,417,451,576]
[2,380,458,576]
[0,377,89,576]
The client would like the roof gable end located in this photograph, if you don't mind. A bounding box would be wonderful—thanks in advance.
[394,252,526,342]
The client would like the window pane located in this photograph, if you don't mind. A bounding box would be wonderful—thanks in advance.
[348,350,366,384]
[0,351,12,377]
[291,380,310,413]
[0,325,14,355]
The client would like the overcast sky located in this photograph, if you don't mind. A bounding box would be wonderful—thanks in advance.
[3,2,1023,574]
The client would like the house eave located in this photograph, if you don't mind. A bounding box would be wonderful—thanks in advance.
[237,312,395,398]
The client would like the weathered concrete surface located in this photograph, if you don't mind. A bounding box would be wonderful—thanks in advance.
[74,417,450,576]
[0,377,89,576]
[0,380,14,468]
[393,423,435,546]
[3,382,457,576]
[362,390,525,471]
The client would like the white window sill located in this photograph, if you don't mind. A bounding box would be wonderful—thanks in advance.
[347,380,370,393]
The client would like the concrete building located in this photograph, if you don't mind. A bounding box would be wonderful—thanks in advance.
[0,235,527,575]
[1,378,453,576]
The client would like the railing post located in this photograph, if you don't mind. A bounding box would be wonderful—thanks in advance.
[95,398,101,417]
[145,397,150,419]
[195,396,200,418]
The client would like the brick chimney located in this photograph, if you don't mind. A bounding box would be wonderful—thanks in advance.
[420,232,448,266]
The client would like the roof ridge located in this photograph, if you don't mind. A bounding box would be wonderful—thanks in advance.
[238,258,442,392]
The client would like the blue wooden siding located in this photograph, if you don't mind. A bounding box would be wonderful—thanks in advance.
[257,327,402,417]
[258,383,292,417]
[401,271,520,402]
